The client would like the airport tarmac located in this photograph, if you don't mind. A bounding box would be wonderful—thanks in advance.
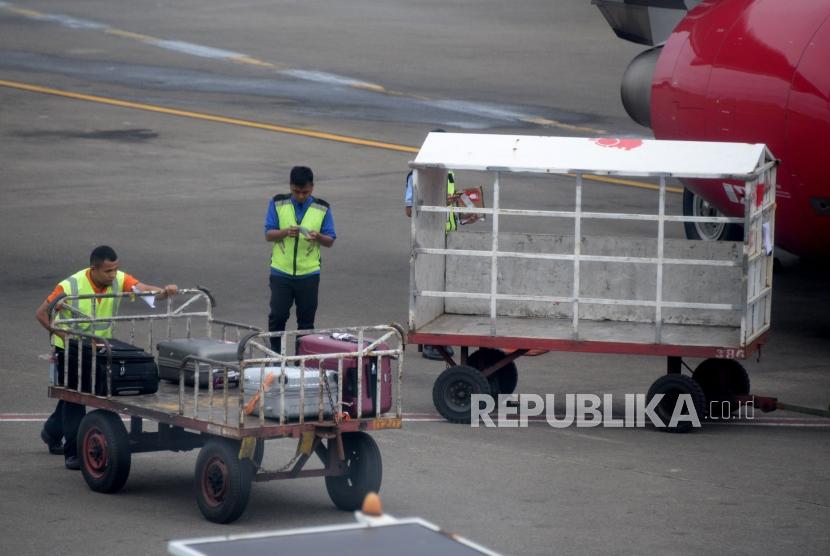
[1,1,828,555]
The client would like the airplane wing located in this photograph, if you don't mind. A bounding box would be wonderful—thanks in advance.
[592,0,701,46]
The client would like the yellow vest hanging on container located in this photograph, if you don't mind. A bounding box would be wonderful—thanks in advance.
[446,172,457,232]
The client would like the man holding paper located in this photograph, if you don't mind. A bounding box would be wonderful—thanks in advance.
[264,166,336,352]
[34,245,178,469]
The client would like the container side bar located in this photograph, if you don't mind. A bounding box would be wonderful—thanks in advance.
[420,205,744,224]
[572,173,582,339]
[413,248,739,267]
[655,176,666,343]
[764,166,776,337]
[408,169,418,332]
[417,290,739,310]
[739,175,752,344]
[490,172,500,336]
[357,328,365,418]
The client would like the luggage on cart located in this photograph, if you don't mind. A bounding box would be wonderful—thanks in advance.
[243,366,338,420]
[157,338,240,388]
[297,333,393,417]
[60,338,159,395]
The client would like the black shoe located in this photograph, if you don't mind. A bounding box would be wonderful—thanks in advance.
[422,345,444,361]
[64,456,81,470]
[40,428,64,455]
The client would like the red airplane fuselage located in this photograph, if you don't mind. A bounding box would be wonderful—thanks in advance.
[650,0,830,256]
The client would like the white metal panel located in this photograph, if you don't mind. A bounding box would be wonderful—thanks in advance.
[411,133,772,179]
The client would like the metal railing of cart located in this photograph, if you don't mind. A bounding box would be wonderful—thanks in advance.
[48,287,258,400]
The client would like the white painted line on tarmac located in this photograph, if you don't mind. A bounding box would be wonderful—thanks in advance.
[146,39,249,61]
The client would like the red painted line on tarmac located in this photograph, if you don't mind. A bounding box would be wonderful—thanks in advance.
[399,413,830,427]
[4,413,829,427]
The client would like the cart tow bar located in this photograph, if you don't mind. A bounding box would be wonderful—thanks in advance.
[736,395,830,418]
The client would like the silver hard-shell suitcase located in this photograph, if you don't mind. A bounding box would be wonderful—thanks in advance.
[243,366,339,420]
[157,338,240,388]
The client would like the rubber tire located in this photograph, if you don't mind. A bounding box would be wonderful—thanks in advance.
[194,438,254,524]
[682,187,743,241]
[325,432,382,511]
[467,349,519,396]
[692,359,750,415]
[432,365,492,424]
[646,374,706,433]
[252,439,265,468]
[78,410,132,494]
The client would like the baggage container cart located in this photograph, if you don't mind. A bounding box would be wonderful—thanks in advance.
[47,288,404,522]
[407,134,777,430]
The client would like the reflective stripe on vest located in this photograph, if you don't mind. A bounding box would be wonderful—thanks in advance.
[54,269,123,349]
[446,171,457,232]
[270,200,328,276]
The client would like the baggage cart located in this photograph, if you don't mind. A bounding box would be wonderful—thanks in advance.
[47,288,404,522]
[407,133,777,430]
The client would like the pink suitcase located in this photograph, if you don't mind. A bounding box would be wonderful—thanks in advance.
[297,333,393,417]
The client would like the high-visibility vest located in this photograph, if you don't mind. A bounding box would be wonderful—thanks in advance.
[54,269,123,349]
[270,195,330,276]
[446,172,457,232]
[407,170,457,231]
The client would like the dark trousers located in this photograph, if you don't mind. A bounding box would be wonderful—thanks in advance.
[268,273,320,352]
[43,348,86,460]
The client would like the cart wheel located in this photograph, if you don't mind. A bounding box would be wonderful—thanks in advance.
[433,365,492,423]
[78,410,131,493]
[467,348,519,395]
[194,438,254,523]
[325,432,382,511]
[692,359,750,415]
[646,375,706,433]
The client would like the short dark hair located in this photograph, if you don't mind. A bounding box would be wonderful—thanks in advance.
[90,245,118,267]
[290,166,314,187]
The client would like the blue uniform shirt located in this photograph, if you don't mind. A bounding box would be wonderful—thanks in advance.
[264,195,336,279]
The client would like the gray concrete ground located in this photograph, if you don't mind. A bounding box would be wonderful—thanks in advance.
[1,1,828,555]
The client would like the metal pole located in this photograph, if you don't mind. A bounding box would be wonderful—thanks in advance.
[337,358,344,418]
[409,169,419,332]
[490,171,500,336]
[572,174,582,340]
[740,176,752,344]
[357,329,364,418]
[655,175,666,343]
[764,167,776,331]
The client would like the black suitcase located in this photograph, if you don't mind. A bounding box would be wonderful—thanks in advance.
[59,339,159,396]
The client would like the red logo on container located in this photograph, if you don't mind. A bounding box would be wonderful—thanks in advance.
[592,138,643,151]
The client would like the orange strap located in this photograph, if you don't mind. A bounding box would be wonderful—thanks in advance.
[244,371,276,415]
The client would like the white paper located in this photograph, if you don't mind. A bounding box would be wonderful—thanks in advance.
[133,285,156,308]
[762,222,773,256]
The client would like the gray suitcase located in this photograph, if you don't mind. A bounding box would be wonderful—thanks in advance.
[243,366,339,420]
[157,338,240,388]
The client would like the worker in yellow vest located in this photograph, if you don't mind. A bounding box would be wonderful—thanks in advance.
[34,245,178,470]
[264,166,336,352]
